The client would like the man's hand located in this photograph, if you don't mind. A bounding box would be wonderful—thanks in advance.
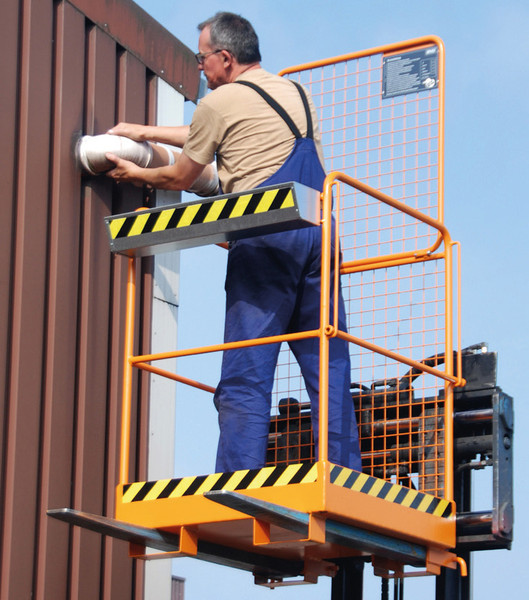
[104,148,209,192]
[107,122,190,148]
[105,153,147,187]
[107,123,147,142]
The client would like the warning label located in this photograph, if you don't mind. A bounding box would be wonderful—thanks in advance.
[382,46,439,99]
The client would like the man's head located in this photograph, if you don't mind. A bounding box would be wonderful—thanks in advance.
[197,12,261,89]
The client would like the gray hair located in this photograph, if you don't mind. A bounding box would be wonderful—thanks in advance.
[198,12,261,64]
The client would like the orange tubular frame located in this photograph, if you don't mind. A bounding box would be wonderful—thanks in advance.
[119,258,135,486]
[120,174,462,500]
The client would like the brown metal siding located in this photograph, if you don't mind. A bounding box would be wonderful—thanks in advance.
[70,0,200,102]
[0,1,197,598]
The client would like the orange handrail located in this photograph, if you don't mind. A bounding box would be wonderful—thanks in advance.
[279,36,445,76]
[130,329,321,364]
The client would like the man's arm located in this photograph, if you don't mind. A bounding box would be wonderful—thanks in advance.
[106,151,206,191]
[107,123,190,149]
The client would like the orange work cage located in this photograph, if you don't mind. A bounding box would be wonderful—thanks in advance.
[51,37,467,586]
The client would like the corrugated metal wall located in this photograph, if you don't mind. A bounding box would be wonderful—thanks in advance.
[0,1,199,599]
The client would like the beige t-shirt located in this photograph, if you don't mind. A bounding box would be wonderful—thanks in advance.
[183,68,325,194]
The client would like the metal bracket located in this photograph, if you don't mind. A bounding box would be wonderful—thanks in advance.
[255,558,338,588]
[129,525,198,560]
[204,490,427,566]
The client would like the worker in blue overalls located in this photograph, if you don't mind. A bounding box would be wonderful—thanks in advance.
[105,11,361,474]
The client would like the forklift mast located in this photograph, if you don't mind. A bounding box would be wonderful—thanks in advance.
[49,36,513,600]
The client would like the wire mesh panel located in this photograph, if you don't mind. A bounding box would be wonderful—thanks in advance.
[269,39,452,498]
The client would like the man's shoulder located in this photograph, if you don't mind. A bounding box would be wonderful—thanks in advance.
[197,69,280,113]
[235,68,298,93]
[235,68,282,85]
[198,79,249,109]
[205,69,288,100]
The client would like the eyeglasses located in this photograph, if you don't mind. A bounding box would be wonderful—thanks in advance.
[194,49,225,65]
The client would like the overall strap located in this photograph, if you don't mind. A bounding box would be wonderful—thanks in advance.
[235,80,314,140]
[291,81,313,140]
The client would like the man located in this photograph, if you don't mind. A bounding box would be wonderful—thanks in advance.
[106,12,361,473]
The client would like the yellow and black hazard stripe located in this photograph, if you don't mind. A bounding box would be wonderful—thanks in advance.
[330,465,453,518]
[109,187,295,240]
[122,462,317,503]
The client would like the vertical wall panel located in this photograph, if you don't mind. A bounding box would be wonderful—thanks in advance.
[35,4,85,599]
[106,49,152,600]
[0,0,53,598]
[69,21,117,600]
[0,0,20,522]
[79,24,128,600]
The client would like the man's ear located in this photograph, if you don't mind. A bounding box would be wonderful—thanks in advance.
[221,49,234,66]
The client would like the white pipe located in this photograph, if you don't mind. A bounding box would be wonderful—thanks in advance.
[77,134,153,174]
[76,134,219,197]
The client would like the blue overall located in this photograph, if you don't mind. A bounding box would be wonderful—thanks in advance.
[213,81,361,473]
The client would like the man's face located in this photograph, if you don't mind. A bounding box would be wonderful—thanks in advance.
[198,27,229,90]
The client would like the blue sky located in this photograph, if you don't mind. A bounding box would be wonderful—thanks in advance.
[134,1,528,598]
